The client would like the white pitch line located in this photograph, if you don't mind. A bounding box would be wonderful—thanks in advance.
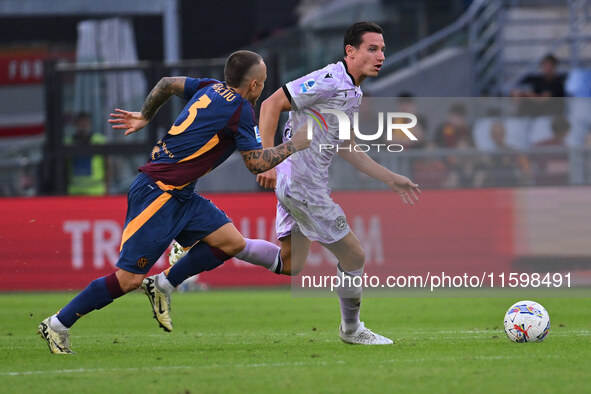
[1,365,191,377]
[427,329,591,337]
[0,354,568,377]
[144,329,590,337]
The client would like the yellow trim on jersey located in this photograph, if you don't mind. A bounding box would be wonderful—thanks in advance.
[178,134,220,163]
[119,192,172,251]
[155,180,192,191]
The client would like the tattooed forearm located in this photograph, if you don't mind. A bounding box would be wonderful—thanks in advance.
[141,77,186,121]
[241,141,298,174]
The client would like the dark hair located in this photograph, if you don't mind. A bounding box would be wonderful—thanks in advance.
[343,21,383,56]
[398,91,415,104]
[74,111,91,122]
[542,53,558,65]
[224,50,263,88]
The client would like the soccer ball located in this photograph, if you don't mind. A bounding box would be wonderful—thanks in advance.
[503,300,550,342]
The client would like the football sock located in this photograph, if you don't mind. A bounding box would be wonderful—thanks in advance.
[49,315,68,332]
[234,238,282,273]
[336,263,363,334]
[56,272,124,328]
[165,242,231,287]
[155,272,174,293]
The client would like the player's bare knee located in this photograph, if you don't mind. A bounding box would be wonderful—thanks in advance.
[115,270,144,292]
[223,237,247,257]
[350,248,365,268]
[342,248,365,270]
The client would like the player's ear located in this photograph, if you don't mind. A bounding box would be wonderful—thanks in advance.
[345,44,356,59]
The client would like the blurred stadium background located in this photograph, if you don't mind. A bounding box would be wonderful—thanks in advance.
[1,0,591,291]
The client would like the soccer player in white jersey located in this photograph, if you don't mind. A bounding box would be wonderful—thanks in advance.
[146,22,420,345]
[256,21,421,345]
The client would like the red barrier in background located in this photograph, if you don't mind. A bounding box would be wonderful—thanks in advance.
[326,188,515,278]
[0,189,518,291]
[0,193,287,291]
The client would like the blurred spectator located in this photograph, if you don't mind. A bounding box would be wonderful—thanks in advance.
[18,163,37,196]
[565,68,591,97]
[484,122,530,187]
[411,141,448,189]
[432,103,482,187]
[444,136,487,188]
[511,54,566,116]
[390,93,428,149]
[533,116,570,186]
[66,112,110,195]
[433,103,472,148]
[565,68,591,184]
[532,54,565,98]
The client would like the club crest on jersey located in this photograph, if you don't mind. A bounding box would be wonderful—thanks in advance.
[254,125,261,143]
[300,79,316,93]
[334,216,347,231]
[137,257,149,268]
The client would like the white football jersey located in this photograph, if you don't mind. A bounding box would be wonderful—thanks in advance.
[277,61,362,190]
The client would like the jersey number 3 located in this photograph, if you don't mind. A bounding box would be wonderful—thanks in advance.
[168,94,212,135]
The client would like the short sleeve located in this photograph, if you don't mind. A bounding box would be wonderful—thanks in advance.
[235,103,263,151]
[183,77,218,101]
[284,68,337,110]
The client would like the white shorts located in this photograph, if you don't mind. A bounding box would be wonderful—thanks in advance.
[275,171,349,244]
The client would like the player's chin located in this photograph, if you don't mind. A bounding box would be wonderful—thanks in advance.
[366,68,381,77]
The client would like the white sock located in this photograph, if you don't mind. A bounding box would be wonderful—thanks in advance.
[336,264,363,334]
[342,320,361,334]
[49,314,68,332]
[234,238,280,272]
[156,272,175,293]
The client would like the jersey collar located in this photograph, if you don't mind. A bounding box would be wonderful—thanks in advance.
[341,61,357,86]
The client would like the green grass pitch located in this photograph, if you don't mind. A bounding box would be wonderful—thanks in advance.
[1,290,590,393]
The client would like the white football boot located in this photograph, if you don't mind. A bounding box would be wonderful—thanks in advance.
[141,276,173,332]
[38,317,75,354]
[168,241,189,265]
[339,322,393,345]
[168,242,205,292]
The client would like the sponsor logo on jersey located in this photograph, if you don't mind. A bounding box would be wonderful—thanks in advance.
[300,79,316,93]
[254,125,261,143]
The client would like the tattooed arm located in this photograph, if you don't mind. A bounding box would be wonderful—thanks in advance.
[240,142,297,174]
[240,123,310,174]
[109,77,186,136]
[141,77,186,121]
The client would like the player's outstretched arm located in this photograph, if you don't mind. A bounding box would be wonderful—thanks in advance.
[338,140,421,205]
[241,123,309,174]
[108,76,186,136]
[256,88,292,188]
